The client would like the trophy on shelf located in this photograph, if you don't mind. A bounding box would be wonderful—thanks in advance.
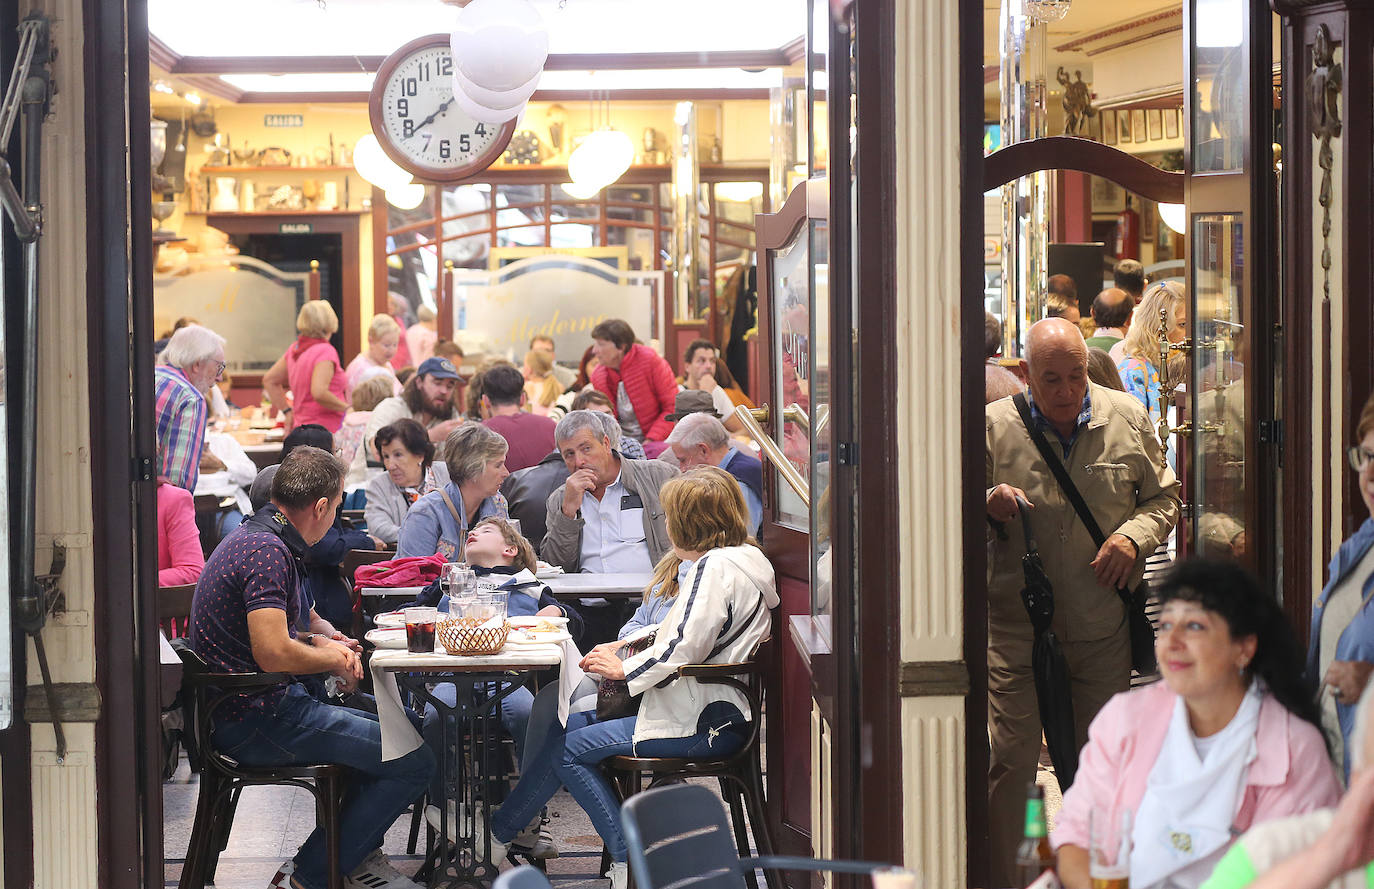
[150,119,179,239]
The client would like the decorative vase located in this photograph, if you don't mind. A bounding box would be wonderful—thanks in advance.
[210,177,238,212]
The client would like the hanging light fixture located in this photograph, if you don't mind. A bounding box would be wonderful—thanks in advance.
[567,92,634,191]
[561,179,603,200]
[450,0,548,125]
[386,182,427,210]
[353,133,414,191]
[1158,203,1187,235]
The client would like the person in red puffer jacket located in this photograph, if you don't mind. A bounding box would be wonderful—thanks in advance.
[589,319,679,455]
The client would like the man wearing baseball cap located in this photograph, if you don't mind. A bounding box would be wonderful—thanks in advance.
[346,356,466,490]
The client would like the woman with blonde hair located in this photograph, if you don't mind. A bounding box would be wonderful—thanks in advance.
[263,299,349,433]
[1116,280,1188,426]
[523,348,563,416]
[482,466,779,889]
[345,313,402,397]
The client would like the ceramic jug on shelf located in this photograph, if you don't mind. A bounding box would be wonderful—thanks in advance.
[210,176,238,212]
[239,179,255,213]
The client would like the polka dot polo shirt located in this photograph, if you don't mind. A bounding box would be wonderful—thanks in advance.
[188,521,304,722]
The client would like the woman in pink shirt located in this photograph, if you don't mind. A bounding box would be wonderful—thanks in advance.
[157,480,203,588]
[263,300,349,434]
[1054,559,1341,889]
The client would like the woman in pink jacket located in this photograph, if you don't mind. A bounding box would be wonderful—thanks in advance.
[589,318,678,454]
[157,480,204,588]
[1053,559,1341,889]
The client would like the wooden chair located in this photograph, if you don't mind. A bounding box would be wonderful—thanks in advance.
[602,658,777,889]
[158,583,196,638]
[621,784,891,889]
[193,494,239,557]
[342,548,393,639]
[175,646,346,889]
[340,509,366,531]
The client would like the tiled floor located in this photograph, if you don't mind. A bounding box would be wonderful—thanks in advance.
[163,755,731,889]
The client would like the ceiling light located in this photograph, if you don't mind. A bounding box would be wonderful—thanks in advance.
[449,0,548,126]
[354,133,414,191]
[1159,203,1187,235]
[561,180,603,200]
[152,80,175,94]
[185,91,202,106]
[386,182,427,210]
[568,129,634,190]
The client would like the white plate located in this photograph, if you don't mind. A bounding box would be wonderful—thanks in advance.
[509,615,569,628]
[374,611,407,629]
[507,629,572,645]
[535,561,565,578]
[365,628,408,649]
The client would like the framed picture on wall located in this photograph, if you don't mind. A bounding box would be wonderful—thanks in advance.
[1117,110,1132,142]
[1102,110,1117,145]
[1165,109,1180,139]
[1148,109,1164,140]
[1132,109,1147,143]
[1091,176,1126,213]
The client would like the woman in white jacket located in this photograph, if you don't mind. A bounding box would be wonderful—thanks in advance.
[486,467,778,888]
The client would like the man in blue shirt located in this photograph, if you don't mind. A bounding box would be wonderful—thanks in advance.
[189,446,433,889]
[665,412,763,535]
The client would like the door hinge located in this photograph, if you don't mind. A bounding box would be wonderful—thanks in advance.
[1258,419,1281,444]
[134,455,155,482]
[838,441,858,465]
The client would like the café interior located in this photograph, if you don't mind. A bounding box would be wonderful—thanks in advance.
[3,0,1374,887]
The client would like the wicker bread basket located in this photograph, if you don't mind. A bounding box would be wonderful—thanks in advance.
[438,617,510,656]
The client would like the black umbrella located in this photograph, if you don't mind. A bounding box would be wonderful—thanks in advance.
[1016,496,1079,790]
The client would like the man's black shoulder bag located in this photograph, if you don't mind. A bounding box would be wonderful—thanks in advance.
[1012,392,1157,674]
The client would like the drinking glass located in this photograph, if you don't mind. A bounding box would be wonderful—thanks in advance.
[403,606,438,653]
[1089,806,1131,889]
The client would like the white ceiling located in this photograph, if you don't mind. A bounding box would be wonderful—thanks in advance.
[149,0,809,58]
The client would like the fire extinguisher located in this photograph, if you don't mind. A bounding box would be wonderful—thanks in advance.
[1115,196,1140,260]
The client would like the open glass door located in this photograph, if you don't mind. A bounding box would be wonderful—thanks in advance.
[1184,0,1276,570]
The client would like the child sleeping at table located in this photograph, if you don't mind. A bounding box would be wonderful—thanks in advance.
[418,516,580,862]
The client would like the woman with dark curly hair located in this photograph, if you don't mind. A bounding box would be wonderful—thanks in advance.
[1053,558,1341,889]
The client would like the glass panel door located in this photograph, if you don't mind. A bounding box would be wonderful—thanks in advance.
[773,221,810,531]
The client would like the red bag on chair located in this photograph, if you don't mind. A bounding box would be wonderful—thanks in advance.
[352,554,448,590]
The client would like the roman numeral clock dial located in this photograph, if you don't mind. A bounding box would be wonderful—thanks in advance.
[368,33,517,183]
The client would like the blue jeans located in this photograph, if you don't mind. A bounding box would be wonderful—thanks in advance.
[212,683,435,889]
[490,700,749,862]
[421,680,535,802]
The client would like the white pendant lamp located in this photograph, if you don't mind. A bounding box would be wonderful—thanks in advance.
[354,134,414,191]
[1159,203,1187,235]
[385,182,427,210]
[561,179,603,200]
[450,0,548,125]
[568,129,635,191]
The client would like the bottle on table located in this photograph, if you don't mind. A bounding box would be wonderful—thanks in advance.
[1016,783,1056,888]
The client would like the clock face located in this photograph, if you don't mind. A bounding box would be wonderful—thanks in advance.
[369,34,517,183]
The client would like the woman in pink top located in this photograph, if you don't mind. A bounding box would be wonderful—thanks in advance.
[157,480,204,588]
[263,300,349,433]
[1054,559,1341,889]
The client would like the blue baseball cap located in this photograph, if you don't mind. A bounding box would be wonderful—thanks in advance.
[417,357,461,380]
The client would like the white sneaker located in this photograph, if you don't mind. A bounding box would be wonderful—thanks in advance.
[511,814,559,860]
[473,803,510,864]
[425,803,510,864]
[346,849,422,889]
[424,803,460,843]
[608,861,629,889]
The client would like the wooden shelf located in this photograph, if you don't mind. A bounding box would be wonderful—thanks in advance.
[200,165,355,173]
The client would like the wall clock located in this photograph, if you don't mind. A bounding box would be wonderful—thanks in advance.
[368,33,517,184]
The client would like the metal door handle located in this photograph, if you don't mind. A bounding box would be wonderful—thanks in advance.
[747,403,809,432]
[733,404,811,505]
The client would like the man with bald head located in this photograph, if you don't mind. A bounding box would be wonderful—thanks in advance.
[1085,287,1133,352]
[984,318,1180,885]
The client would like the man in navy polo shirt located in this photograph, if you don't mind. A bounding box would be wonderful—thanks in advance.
[189,446,434,889]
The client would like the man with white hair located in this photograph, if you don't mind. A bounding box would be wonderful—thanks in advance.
[156,323,226,491]
[984,317,1180,885]
[1200,683,1374,889]
[666,413,762,534]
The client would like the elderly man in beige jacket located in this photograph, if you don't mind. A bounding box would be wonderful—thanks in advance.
[985,318,1180,885]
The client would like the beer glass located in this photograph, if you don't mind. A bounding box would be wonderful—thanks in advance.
[1089,806,1131,889]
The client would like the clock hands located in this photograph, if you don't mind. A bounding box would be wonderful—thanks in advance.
[403,96,455,140]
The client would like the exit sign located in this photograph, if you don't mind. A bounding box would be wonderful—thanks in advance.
[263,114,304,128]
[279,222,313,235]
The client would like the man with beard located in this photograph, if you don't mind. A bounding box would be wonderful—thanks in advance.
[155,323,227,491]
[346,356,465,485]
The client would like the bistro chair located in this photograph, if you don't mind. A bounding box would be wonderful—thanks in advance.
[342,548,392,638]
[157,583,196,638]
[340,508,366,531]
[174,646,347,889]
[193,493,239,557]
[494,865,555,889]
[602,655,776,889]
[621,784,892,889]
